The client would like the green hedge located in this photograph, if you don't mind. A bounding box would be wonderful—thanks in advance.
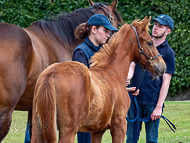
[0,0,189,96]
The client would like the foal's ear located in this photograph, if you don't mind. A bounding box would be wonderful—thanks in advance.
[139,16,151,31]
[89,0,94,5]
[140,16,148,23]
[111,0,118,9]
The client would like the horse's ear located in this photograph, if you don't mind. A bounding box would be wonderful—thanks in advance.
[111,0,118,9]
[139,16,151,30]
[89,0,94,6]
[140,16,148,23]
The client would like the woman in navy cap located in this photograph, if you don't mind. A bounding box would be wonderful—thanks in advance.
[73,14,117,68]
[72,13,117,143]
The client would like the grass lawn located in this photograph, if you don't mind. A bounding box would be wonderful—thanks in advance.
[2,101,190,143]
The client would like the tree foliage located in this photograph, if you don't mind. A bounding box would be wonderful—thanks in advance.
[0,0,189,96]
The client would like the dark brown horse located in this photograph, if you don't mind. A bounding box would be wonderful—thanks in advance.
[0,0,123,141]
[31,17,166,143]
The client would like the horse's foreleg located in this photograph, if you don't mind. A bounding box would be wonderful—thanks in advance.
[110,117,127,143]
[91,130,106,143]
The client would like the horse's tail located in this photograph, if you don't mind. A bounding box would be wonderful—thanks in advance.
[33,65,58,143]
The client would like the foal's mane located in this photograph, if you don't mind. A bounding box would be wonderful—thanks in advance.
[31,3,123,51]
[90,19,150,67]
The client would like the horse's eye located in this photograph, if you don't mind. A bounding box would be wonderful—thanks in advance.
[146,41,153,46]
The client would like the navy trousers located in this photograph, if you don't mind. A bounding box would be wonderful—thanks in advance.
[24,122,30,143]
[77,132,91,143]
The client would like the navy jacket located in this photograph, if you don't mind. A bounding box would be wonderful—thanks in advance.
[72,37,102,68]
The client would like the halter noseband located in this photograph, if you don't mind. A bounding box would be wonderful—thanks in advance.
[131,26,161,71]
[94,3,114,23]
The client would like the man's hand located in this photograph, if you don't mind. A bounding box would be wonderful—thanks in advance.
[151,106,162,121]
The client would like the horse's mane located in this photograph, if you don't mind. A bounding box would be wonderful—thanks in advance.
[31,3,123,51]
[32,8,94,49]
[90,19,150,67]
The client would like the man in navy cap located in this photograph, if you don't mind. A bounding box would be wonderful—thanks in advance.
[126,14,175,143]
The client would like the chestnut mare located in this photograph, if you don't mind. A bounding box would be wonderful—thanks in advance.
[31,17,166,143]
[0,0,123,141]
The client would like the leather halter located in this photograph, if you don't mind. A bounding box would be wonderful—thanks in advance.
[94,3,114,23]
[131,26,161,71]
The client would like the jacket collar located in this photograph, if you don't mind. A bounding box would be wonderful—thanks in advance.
[85,37,102,52]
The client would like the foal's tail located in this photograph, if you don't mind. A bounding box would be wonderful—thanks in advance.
[33,64,58,143]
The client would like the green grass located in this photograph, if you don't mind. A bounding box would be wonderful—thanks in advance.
[2,111,28,143]
[2,101,190,143]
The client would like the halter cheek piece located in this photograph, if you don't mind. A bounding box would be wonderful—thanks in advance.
[100,4,114,23]
[131,26,161,71]
[94,3,114,23]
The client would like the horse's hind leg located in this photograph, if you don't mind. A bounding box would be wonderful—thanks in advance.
[0,87,21,141]
[91,130,106,143]
[110,116,127,143]
[58,124,76,143]
[0,90,19,142]
[0,107,13,142]
[56,95,89,143]
[56,108,82,143]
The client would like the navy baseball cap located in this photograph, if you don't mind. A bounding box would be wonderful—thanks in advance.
[87,14,118,31]
[152,14,174,30]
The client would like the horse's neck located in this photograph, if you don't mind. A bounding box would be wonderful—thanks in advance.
[115,56,132,81]
[103,50,133,83]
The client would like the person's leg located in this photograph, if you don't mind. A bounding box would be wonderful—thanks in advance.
[126,106,135,143]
[126,103,143,143]
[24,122,30,143]
[144,105,160,143]
[77,132,91,143]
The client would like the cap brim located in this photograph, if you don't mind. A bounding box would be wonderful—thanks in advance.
[103,24,118,32]
[152,18,167,26]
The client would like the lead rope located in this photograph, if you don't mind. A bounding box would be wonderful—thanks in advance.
[126,68,176,143]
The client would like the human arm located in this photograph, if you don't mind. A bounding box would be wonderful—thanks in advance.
[125,62,136,86]
[151,73,172,120]
[126,62,139,95]
[127,62,136,80]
